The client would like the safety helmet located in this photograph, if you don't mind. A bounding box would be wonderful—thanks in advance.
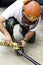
[23,1,40,22]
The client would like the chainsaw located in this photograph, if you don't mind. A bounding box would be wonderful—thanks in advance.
[0,39,41,65]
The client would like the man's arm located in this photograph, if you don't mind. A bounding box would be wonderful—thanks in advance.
[0,16,12,44]
[24,31,35,42]
[19,31,35,47]
[0,16,9,35]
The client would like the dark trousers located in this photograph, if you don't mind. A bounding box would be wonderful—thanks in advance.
[5,17,36,43]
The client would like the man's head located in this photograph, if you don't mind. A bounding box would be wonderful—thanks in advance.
[22,1,40,25]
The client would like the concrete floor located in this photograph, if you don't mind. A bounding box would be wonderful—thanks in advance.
[0,8,43,65]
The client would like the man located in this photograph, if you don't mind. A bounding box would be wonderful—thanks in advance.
[0,0,40,47]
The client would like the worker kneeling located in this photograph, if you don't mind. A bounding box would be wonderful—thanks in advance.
[0,0,41,47]
[13,1,40,45]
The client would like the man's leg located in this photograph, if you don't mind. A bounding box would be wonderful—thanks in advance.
[5,17,19,41]
[5,17,15,36]
[13,24,24,42]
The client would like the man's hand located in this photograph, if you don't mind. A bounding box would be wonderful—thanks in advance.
[4,34,12,46]
[0,16,13,46]
[19,40,26,47]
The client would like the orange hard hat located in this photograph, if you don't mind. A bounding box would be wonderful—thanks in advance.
[23,1,40,22]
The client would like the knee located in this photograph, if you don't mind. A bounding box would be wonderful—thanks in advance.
[13,24,23,42]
